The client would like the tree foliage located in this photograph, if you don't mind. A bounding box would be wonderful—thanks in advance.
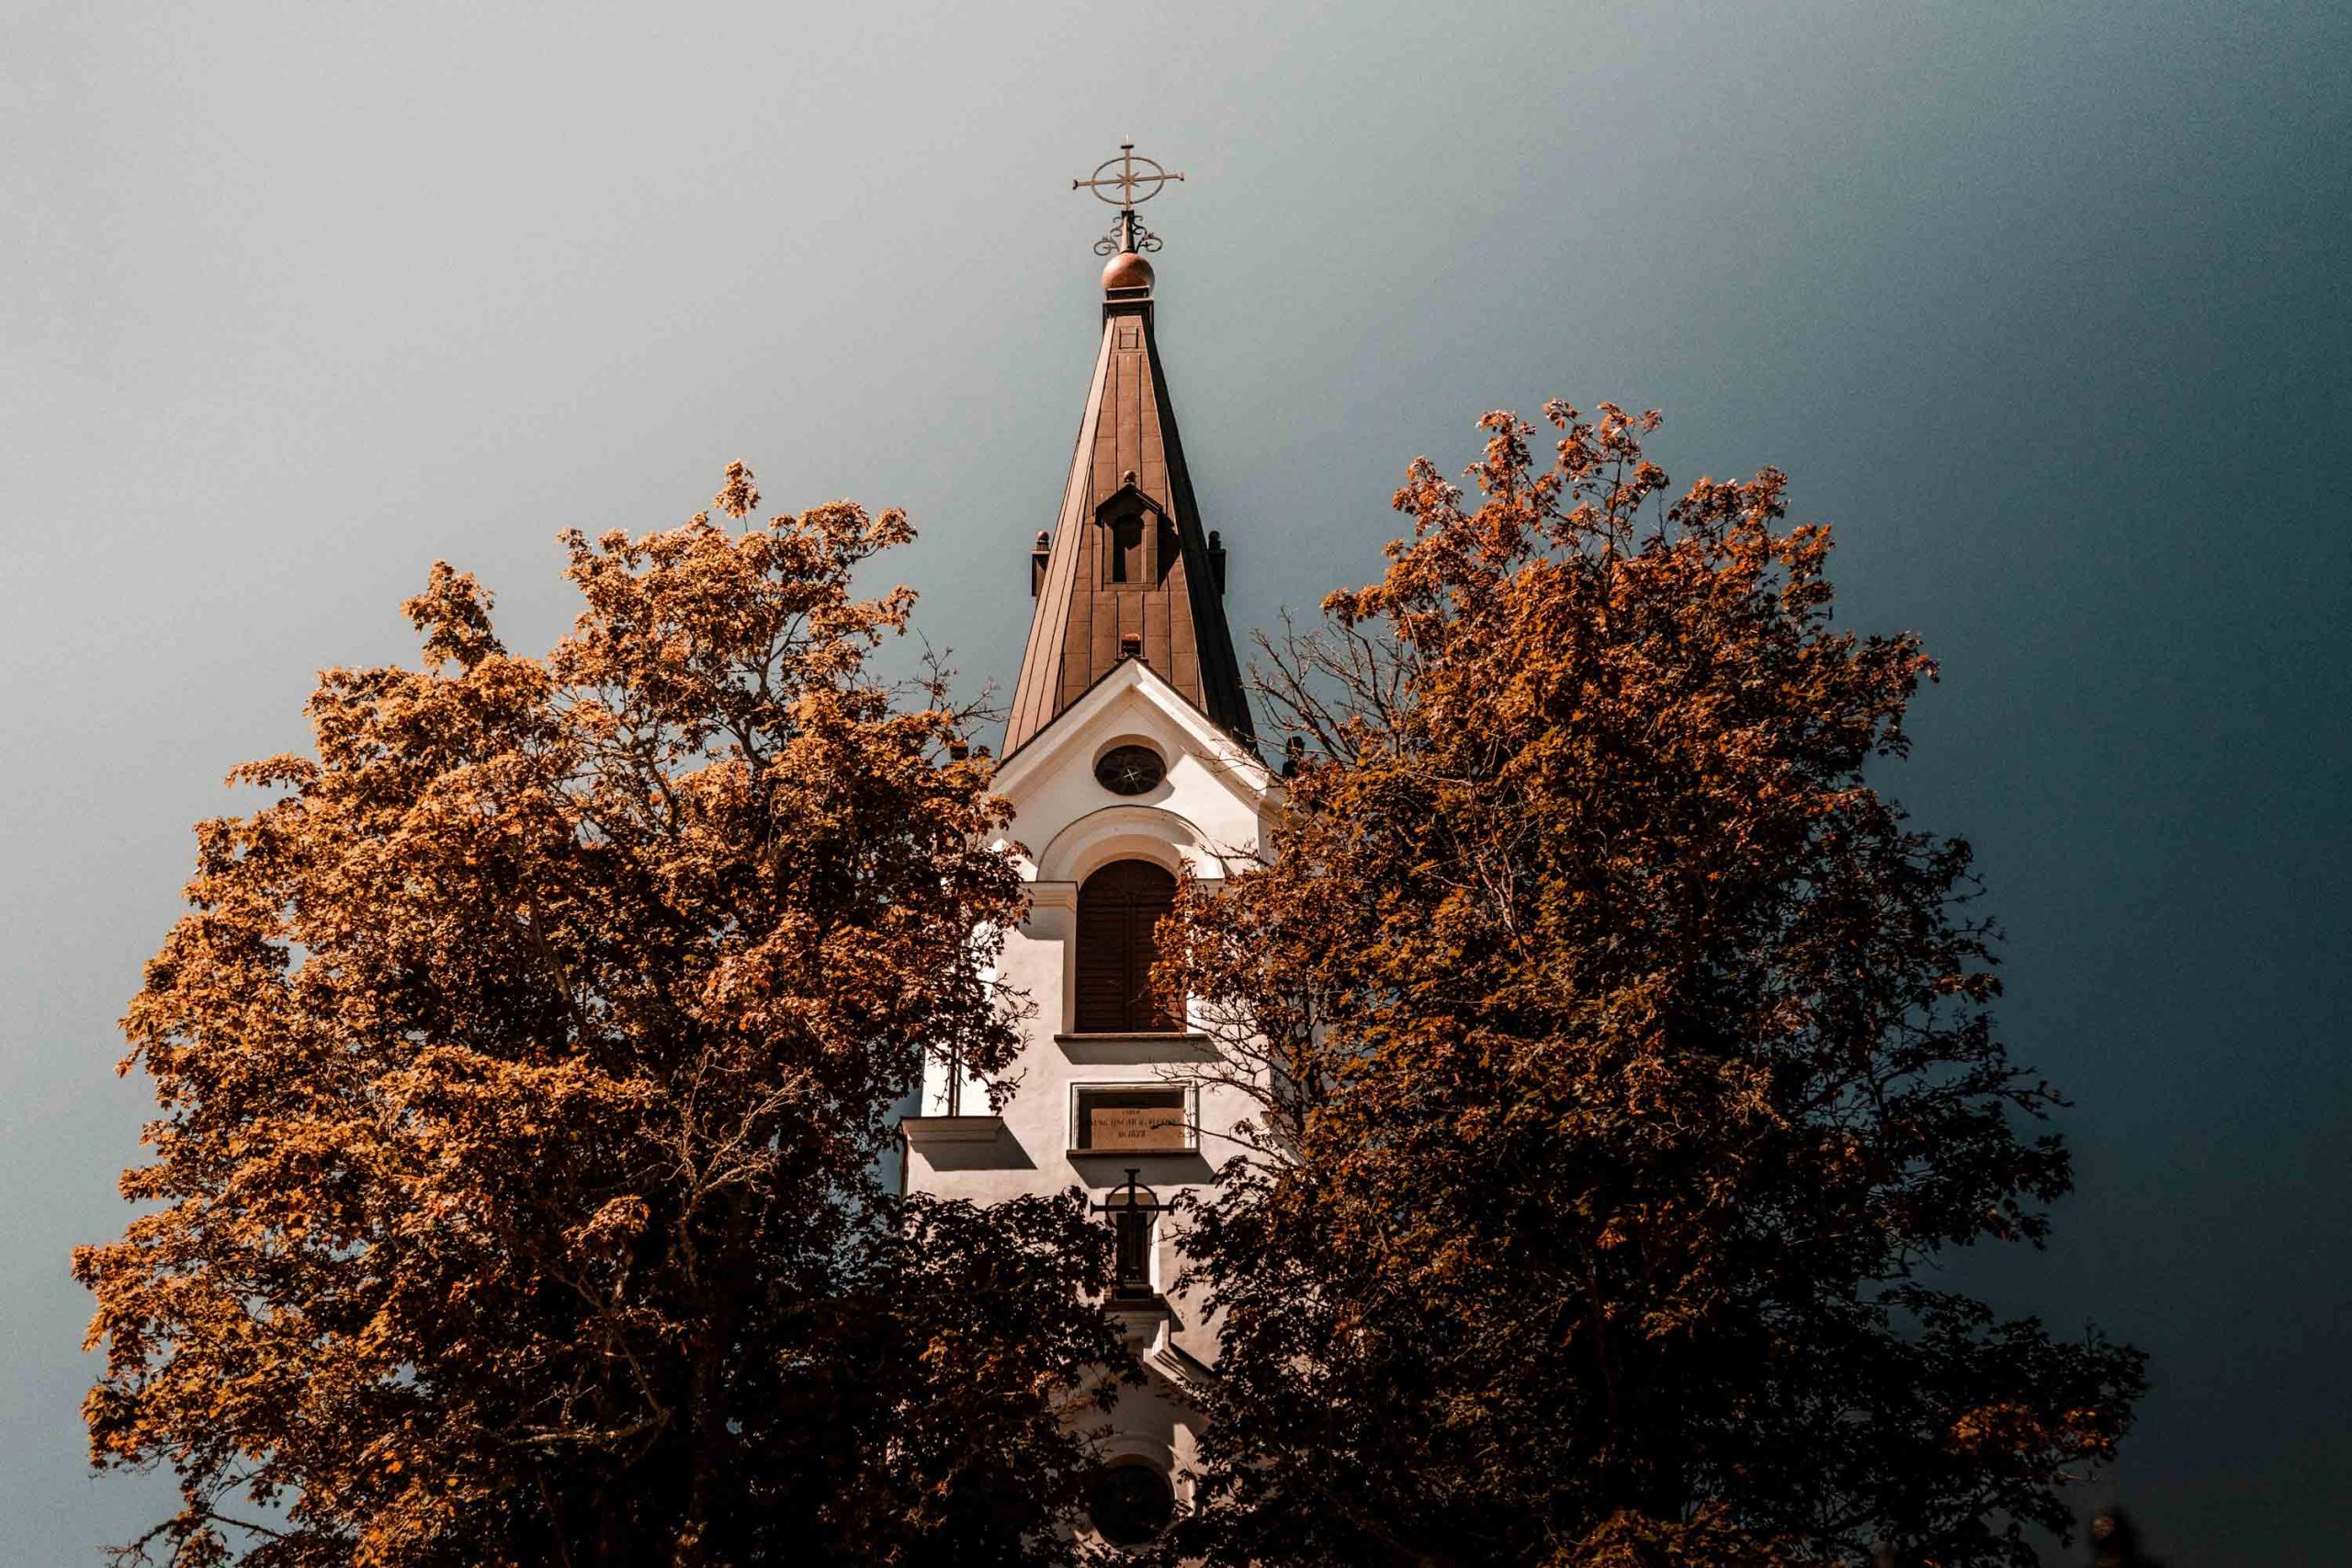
[1161,406,2144,1567]
[77,468,1126,1567]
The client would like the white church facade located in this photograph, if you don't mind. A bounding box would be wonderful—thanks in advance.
[900,184,1273,1550]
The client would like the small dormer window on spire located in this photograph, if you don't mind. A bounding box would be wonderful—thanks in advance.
[1096,477,1176,590]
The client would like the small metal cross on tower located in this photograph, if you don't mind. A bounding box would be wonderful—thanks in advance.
[1074,141,1184,255]
[1091,1168,1168,1300]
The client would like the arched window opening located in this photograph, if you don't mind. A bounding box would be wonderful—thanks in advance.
[1075,859,1179,1033]
[1085,1460,1175,1547]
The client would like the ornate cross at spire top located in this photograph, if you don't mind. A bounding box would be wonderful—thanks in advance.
[1073,141,1183,256]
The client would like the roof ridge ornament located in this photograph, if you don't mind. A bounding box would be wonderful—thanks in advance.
[1074,141,1182,255]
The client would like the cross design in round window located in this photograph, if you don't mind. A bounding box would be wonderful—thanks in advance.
[1093,744,1166,795]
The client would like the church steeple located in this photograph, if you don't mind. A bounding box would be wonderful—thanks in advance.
[1004,155,1251,756]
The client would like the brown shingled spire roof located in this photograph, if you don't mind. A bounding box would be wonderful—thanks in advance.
[1003,230,1253,756]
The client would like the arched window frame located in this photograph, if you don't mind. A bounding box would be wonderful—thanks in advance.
[1084,1456,1177,1548]
[1030,805,1228,1041]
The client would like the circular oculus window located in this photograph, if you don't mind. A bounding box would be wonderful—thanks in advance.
[1085,1461,1176,1547]
[1093,744,1166,796]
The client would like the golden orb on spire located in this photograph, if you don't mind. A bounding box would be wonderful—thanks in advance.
[1102,251,1155,291]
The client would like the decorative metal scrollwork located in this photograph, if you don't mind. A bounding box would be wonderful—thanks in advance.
[1093,214,1165,256]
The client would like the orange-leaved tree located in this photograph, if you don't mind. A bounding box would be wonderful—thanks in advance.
[77,467,1125,1567]
[1160,407,2143,1568]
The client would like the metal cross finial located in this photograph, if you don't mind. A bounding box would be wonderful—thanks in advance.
[1073,141,1184,207]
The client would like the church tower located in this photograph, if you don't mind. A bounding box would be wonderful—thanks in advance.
[900,148,1275,1551]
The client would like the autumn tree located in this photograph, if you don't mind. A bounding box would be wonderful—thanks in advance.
[1159,406,2144,1568]
[77,468,1128,1567]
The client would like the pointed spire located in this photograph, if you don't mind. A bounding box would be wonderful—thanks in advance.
[1004,171,1250,756]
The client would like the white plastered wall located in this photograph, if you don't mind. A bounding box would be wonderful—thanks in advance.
[906,658,1273,1380]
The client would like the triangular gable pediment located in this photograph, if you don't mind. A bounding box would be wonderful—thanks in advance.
[991,656,1272,811]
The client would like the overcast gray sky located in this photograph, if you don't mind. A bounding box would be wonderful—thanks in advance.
[6,2,2346,1560]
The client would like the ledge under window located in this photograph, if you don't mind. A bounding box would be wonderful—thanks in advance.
[1055,1031,1216,1065]
[900,1114,1008,1145]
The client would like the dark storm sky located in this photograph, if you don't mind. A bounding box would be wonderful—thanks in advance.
[5,3,2345,1561]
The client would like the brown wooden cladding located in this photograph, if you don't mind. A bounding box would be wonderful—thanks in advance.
[1002,280,1252,757]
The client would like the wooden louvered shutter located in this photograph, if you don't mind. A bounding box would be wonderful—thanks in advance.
[1124,867,1176,1030]
[1075,860,1179,1032]
[1074,891,1131,1032]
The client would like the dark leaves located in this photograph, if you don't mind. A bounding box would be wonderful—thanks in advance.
[1161,407,2143,1568]
[77,468,1124,1567]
